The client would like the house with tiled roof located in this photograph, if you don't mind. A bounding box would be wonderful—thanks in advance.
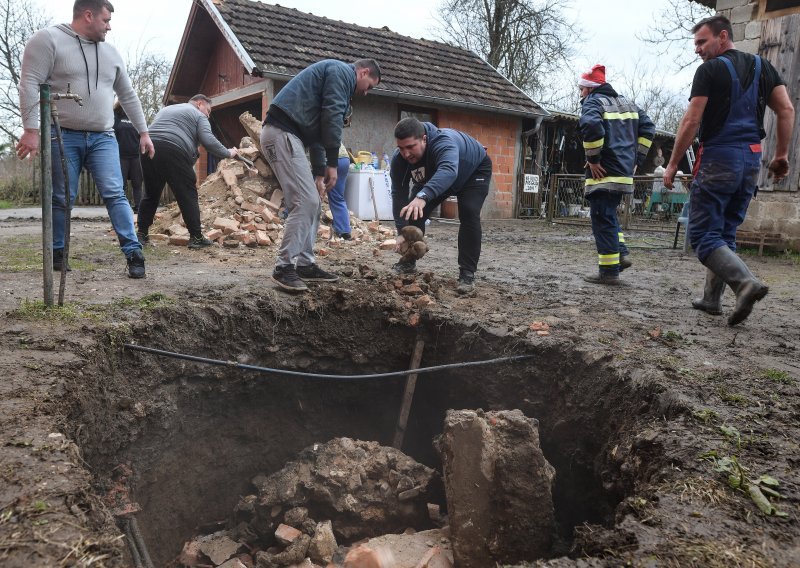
[164,0,549,218]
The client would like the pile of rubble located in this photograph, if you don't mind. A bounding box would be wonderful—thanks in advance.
[146,111,398,251]
[172,410,558,568]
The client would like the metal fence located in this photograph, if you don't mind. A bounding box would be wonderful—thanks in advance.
[542,173,692,231]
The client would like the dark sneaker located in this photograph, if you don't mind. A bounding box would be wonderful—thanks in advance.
[619,255,632,271]
[272,265,308,292]
[136,231,150,245]
[584,272,620,285]
[456,272,475,295]
[53,248,72,271]
[296,264,339,282]
[126,249,146,279]
[392,260,417,274]
[188,235,214,249]
[336,232,352,240]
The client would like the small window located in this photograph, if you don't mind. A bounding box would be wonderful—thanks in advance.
[399,105,438,125]
[759,0,800,18]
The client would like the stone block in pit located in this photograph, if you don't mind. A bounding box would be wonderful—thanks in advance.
[440,409,556,567]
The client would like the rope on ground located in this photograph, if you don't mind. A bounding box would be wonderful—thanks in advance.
[122,343,534,381]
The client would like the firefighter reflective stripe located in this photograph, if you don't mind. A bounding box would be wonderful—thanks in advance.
[599,252,620,266]
[585,176,633,186]
[583,138,604,156]
[638,137,652,148]
[602,111,639,120]
[618,232,626,244]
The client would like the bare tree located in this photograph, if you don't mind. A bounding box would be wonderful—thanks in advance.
[124,48,171,124]
[613,58,690,133]
[0,0,49,144]
[638,0,714,71]
[432,0,579,100]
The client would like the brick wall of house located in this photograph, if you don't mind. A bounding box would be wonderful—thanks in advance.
[438,109,521,219]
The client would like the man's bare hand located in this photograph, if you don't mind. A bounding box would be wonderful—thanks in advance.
[400,197,426,221]
[228,147,239,158]
[394,234,406,253]
[140,132,155,159]
[768,158,789,181]
[585,161,606,180]
[324,165,337,191]
[315,176,327,198]
[663,163,678,189]
[16,129,40,160]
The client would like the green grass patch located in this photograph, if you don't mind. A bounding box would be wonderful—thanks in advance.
[759,368,795,386]
[717,387,749,407]
[113,292,172,311]
[12,300,80,322]
[0,199,13,209]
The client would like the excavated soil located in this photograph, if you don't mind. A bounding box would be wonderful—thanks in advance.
[0,218,798,567]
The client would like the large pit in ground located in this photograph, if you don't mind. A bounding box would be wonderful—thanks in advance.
[63,295,668,566]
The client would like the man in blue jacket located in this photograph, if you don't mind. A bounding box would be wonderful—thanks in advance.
[578,64,655,285]
[390,117,492,294]
[260,59,381,292]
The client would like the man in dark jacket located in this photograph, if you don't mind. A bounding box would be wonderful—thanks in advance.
[260,58,381,292]
[578,64,655,284]
[390,118,492,294]
[113,102,143,213]
[664,15,794,326]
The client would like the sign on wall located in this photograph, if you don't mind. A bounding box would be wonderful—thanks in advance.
[523,174,540,193]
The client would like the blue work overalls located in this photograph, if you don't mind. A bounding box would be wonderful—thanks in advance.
[688,56,762,263]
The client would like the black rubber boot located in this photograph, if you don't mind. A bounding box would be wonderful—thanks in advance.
[691,268,725,315]
[702,246,768,326]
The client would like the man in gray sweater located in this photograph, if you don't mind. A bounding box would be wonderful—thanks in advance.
[136,95,238,249]
[16,0,154,278]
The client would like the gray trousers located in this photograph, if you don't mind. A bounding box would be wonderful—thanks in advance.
[260,124,321,268]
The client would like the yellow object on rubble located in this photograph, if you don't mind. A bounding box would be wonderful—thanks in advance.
[355,151,373,165]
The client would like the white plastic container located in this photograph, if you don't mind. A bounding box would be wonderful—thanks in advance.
[344,170,393,221]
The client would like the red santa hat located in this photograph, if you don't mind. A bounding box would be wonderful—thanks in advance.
[578,64,606,88]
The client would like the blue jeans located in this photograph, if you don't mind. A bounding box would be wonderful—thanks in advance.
[328,157,352,235]
[51,128,141,256]
[688,144,760,262]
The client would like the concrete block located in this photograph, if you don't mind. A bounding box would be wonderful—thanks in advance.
[270,188,284,207]
[732,3,758,25]
[441,409,556,567]
[744,20,761,40]
[732,22,746,42]
[716,0,747,11]
[206,228,223,241]
[737,38,760,54]
[379,238,395,250]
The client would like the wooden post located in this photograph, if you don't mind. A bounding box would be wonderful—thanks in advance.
[40,84,53,307]
[392,336,425,450]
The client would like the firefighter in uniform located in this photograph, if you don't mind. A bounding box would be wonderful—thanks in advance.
[578,64,655,284]
[664,15,794,325]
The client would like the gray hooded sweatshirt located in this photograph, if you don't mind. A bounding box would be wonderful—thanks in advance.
[19,24,147,133]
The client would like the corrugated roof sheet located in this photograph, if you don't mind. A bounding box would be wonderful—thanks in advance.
[213,0,546,117]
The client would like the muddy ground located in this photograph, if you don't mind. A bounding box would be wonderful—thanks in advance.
[0,216,798,567]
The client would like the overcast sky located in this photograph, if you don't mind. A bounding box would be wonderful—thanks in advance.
[45,0,702,95]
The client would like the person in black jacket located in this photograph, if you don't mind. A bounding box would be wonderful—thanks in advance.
[390,118,492,294]
[113,102,143,213]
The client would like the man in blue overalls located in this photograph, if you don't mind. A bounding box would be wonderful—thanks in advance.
[665,15,794,326]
